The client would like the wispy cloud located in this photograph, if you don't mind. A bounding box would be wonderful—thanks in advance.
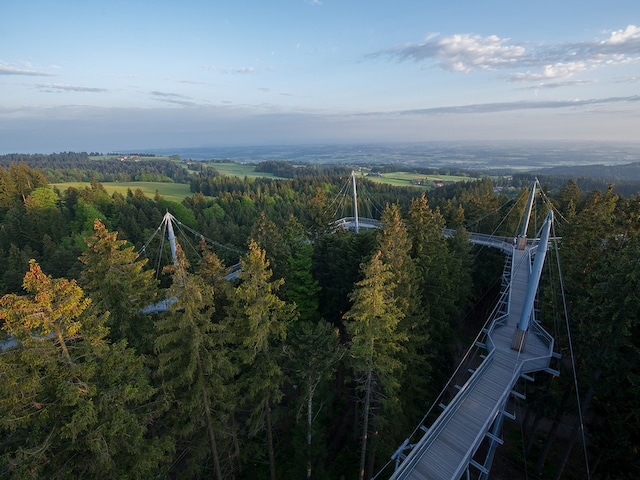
[205,65,256,74]
[369,24,640,84]
[34,83,108,93]
[0,62,56,76]
[149,91,197,107]
[519,80,593,90]
[355,95,640,116]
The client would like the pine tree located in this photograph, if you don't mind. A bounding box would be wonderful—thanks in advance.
[79,219,158,351]
[0,261,164,478]
[287,320,343,479]
[154,244,235,480]
[344,251,406,480]
[226,240,297,480]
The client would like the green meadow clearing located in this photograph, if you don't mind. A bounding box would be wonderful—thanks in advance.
[204,162,280,179]
[366,171,472,188]
[52,182,193,203]
[205,162,473,187]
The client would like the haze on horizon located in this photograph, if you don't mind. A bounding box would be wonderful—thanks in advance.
[1,0,639,154]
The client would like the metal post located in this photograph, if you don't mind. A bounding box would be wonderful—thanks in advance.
[517,179,538,250]
[164,211,178,266]
[352,170,359,233]
[512,210,553,351]
[479,410,506,480]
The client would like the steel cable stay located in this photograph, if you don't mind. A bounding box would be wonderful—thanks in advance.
[170,217,244,256]
[464,188,525,235]
[551,220,591,480]
[139,212,245,283]
[329,170,384,226]
[354,173,386,219]
[327,173,355,219]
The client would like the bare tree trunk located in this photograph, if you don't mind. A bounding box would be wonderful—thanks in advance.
[201,384,223,480]
[56,329,73,365]
[366,412,378,480]
[266,401,277,480]
[306,378,316,479]
[231,412,242,475]
[359,368,373,480]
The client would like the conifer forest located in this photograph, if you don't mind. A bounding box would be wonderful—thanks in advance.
[1,154,639,479]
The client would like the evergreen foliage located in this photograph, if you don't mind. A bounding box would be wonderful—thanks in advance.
[79,219,158,351]
[344,251,407,480]
[154,244,235,479]
[0,159,638,478]
[0,262,165,478]
[225,241,297,480]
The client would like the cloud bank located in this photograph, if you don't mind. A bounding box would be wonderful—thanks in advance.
[369,24,640,83]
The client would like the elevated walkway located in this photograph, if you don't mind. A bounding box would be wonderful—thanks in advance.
[390,239,557,479]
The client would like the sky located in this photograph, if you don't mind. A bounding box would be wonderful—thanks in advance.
[1,0,640,153]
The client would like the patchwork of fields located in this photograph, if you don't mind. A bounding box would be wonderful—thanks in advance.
[54,161,473,201]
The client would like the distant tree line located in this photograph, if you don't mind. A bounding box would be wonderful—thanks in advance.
[254,160,351,179]
[0,152,190,184]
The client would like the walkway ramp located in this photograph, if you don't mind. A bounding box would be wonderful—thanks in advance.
[390,244,557,480]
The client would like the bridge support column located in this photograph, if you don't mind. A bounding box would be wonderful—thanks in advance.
[164,211,178,266]
[477,410,506,480]
[511,210,553,353]
[517,179,538,250]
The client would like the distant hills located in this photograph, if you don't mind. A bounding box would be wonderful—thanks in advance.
[145,140,640,172]
[535,161,640,181]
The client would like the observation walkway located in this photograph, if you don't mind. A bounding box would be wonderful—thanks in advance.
[389,231,558,479]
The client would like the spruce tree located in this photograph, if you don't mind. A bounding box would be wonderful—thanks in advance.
[377,203,432,429]
[406,193,455,384]
[287,319,343,479]
[0,261,164,478]
[344,251,406,480]
[226,240,296,480]
[154,244,234,480]
[79,219,158,352]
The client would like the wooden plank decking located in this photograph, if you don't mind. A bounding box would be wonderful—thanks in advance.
[390,245,554,480]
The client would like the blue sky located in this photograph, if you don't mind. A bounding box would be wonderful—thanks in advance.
[1,0,639,153]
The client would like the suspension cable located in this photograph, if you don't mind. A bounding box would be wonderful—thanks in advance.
[155,221,167,280]
[551,221,591,479]
[173,219,245,255]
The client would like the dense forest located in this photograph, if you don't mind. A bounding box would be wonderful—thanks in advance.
[0,156,639,479]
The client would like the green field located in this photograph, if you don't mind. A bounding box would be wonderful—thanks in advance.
[52,182,193,202]
[205,162,280,179]
[52,167,472,201]
[206,162,472,187]
[367,172,472,188]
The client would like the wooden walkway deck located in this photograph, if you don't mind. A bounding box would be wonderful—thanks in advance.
[390,245,555,480]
